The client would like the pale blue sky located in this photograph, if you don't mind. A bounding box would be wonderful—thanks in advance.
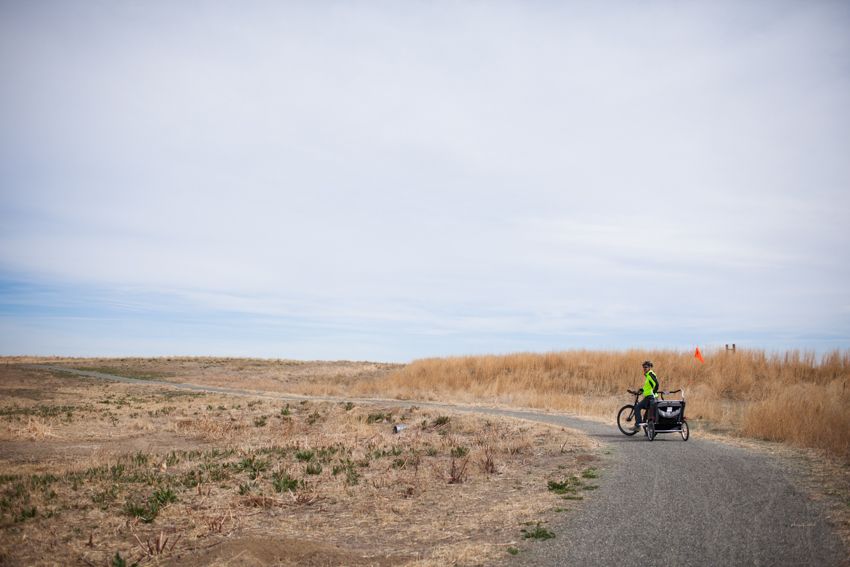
[1,1,849,361]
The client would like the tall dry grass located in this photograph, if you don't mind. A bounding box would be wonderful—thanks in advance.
[354,349,850,459]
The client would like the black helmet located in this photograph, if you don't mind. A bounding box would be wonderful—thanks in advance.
[642,360,653,368]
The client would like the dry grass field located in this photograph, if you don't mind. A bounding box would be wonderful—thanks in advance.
[351,349,850,460]
[15,350,848,458]
[0,363,602,566]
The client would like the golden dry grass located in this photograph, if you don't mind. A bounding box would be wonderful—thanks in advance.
[352,349,850,459]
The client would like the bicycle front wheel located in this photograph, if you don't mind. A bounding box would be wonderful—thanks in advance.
[617,405,638,436]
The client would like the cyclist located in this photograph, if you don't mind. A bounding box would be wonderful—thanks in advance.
[631,360,659,431]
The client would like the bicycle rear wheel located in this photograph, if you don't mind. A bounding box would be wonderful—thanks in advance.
[617,405,638,436]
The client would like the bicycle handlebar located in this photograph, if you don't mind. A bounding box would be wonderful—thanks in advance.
[627,388,684,397]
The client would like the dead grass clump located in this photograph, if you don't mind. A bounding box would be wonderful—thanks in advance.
[479,445,497,475]
[12,416,58,440]
[202,509,235,535]
[408,542,499,566]
[188,415,242,441]
[448,456,470,484]
[742,380,850,458]
[132,529,181,560]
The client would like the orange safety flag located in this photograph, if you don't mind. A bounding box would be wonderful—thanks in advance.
[694,347,705,363]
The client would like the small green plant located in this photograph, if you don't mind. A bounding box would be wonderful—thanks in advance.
[110,464,125,481]
[237,456,269,480]
[111,551,139,567]
[332,460,360,485]
[581,468,599,479]
[295,450,314,462]
[15,506,37,522]
[307,411,321,425]
[548,476,583,495]
[521,522,554,540]
[272,472,301,493]
[254,416,268,427]
[344,402,355,411]
[371,446,403,459]
[316,445,341,462]
[32,473,60,490]
[507,546,520,555]
[124,498,158,523]
[92,485,118,508]
[305,463,323,475]
[346,466,361,485]
[152,487,177,506]
[432,416,450,427]
[181,470,201,488]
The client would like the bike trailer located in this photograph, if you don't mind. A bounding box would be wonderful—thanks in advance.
[652,399,686,430]
[644,389,689,441]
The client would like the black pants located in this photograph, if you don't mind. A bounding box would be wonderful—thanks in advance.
[634,396,654,425]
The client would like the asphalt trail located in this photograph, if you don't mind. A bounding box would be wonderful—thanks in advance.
[31,365,847,566]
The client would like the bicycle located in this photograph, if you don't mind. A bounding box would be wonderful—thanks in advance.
[617,388,689,441]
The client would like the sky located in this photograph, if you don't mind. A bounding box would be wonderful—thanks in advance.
[1,1,849,362]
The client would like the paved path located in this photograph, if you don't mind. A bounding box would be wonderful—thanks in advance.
[33,365,848,566]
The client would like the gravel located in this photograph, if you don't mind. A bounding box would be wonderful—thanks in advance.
[481,408,848,567]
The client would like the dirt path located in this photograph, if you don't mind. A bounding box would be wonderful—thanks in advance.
[33,365,848,566]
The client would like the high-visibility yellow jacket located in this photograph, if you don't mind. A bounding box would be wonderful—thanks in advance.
[642,370,659,398]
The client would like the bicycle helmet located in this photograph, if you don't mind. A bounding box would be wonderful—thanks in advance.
[642,360,653,368]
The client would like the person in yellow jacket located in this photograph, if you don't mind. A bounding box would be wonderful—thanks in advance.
[631,361,659,431]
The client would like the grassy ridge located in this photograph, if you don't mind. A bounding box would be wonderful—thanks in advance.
[355,349,850,458]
